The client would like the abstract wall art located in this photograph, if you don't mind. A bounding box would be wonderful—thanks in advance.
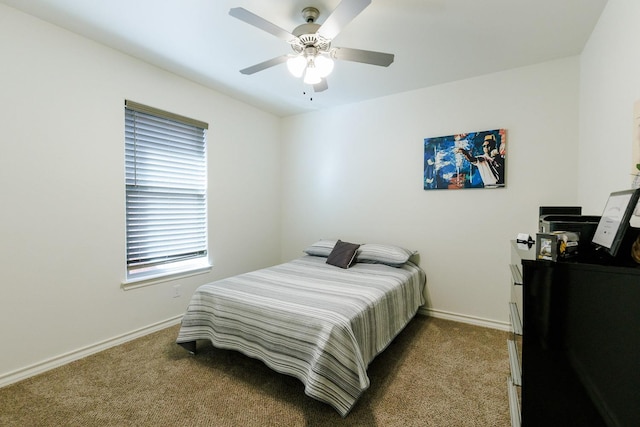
[424,129,506,190]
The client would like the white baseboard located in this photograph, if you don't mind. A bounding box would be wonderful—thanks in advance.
[0,315,183,389]
[418,307,511,331]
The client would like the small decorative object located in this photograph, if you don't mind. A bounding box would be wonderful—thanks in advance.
[424,129,506,190]
[536,231,579,261]
[516,233,535,249]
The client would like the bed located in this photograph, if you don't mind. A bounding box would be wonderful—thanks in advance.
[176,240,426,416]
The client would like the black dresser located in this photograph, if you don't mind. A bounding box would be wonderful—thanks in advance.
[508,241,640,427]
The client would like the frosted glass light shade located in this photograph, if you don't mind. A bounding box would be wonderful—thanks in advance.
[315,55,334,78]
[303,66,322,85]
[286,55,306,78]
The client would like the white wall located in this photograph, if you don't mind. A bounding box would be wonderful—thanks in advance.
[578,0,640,212]
[281,57,581,327]
[0,4,282,382]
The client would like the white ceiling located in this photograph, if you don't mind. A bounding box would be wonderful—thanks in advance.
[2,0,608,117]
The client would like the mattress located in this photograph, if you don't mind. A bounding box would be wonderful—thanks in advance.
[176,255,426,416]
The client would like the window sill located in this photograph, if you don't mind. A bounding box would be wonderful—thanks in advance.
[121,264,212,291]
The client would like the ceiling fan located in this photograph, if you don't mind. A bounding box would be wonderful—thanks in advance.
[229,0,394,92]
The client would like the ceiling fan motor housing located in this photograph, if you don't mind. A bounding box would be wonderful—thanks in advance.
[291,7,331,54]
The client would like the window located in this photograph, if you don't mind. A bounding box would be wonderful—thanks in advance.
[124,100,209,282]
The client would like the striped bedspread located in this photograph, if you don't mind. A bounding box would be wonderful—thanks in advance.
[176,255,426,416]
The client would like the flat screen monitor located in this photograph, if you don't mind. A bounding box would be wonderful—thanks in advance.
[591,188,640,257]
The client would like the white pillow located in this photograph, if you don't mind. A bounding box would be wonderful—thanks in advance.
[356,243,416,266]
[303,239,337,257]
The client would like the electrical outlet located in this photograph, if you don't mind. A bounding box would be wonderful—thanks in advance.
[172,284,181,298]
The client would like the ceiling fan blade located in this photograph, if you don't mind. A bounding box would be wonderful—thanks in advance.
[313,79,328,92]
[229,7,297,43]
[240,55,289,75]
[333,47,394,67]
[316,0,371,40]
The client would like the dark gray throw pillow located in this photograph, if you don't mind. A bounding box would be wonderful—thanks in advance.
[326,239,361,269]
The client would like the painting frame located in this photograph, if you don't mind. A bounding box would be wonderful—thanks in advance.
[424,129,507,190]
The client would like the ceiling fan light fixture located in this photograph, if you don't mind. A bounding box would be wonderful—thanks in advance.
[315,54,334,78]
[286,55,307,77]
[303,65,322,85]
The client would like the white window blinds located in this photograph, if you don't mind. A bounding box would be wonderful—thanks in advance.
[125,100,208,278]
